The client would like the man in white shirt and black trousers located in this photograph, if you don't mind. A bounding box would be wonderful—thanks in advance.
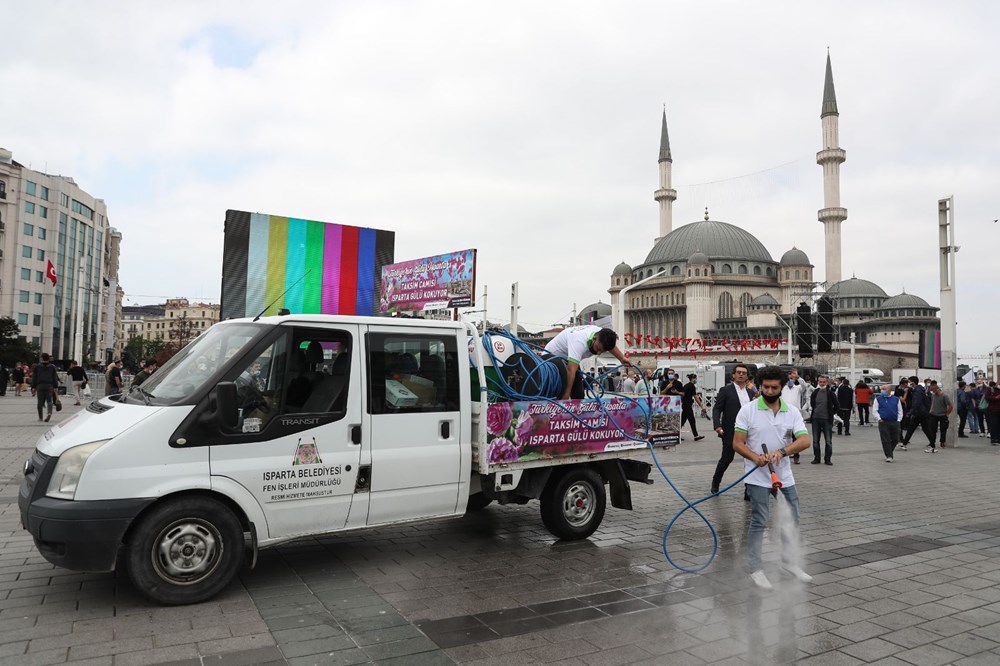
[733,365,814,590]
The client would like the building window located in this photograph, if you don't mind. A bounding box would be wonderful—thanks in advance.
[18,314,28,325]
[26,181,36,196]
[35,270,43,283]
[21,268,31,280]
[795,269,800,279]
[34,293,42,304]
[39,185,49,201]
[38,228,46,240]
[785,271,790,279]
[722,264,732,274]
[61,193,69,207]
[39,206,48,219]
[19,290,29,303]
[24,201,35,215]
[22,246,33,258]
[718,292,734,319]
[616,278,621,286]
[23,222,34,236]
[753,265,762,275]
[37,249,45,261]
[32,315,41,326]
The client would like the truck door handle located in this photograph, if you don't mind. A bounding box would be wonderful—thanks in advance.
[350,425,362,445]
[440,421,450,439]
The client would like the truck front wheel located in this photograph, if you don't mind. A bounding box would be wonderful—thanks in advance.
[540,468,606,540]
[126,496,244,606]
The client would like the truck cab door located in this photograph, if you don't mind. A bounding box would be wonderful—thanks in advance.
[364,326,466,525]
[208,324,363,540]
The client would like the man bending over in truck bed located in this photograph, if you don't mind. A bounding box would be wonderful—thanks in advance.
[544,326,631,400]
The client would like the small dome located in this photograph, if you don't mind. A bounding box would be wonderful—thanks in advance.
[687,251,709,264]
[612,261,633,276]
[880,293,931,310]
[779,247,811,266]
[825,277,888,299]
[579,301,612,321]
[749,293,780,307]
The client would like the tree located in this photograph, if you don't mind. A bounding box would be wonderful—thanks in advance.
[168,314,199,352]
[0,317,40,367]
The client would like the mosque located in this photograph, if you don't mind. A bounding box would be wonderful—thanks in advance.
[588,54,940,370]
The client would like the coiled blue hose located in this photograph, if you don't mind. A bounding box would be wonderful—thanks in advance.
[479,330,755,573]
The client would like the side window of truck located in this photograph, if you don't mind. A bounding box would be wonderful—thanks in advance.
[366,333,459,414]
[229,327,353,434]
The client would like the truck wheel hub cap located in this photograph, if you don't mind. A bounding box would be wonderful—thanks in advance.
[154,520,221,583]
[563,482,596,527]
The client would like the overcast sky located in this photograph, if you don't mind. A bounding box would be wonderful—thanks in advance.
[4,1,997,360]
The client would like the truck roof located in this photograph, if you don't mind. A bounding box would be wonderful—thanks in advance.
[221,314,469,330]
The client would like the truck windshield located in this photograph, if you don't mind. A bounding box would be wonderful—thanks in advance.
[126,323,264,404]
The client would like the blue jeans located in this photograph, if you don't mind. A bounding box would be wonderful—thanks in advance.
[812,418,833,461]
[747,484,801,572]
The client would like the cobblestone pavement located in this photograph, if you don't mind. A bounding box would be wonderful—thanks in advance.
[3,393,1000,665]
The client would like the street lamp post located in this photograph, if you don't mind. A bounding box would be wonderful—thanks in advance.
[615,269,666,358]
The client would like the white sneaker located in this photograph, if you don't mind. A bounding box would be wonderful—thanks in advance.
[885,457,893,463]
[783,565,814,583]
[749,570,773,590]
[924,447,938,453]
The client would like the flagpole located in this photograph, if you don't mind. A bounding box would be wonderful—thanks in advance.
[74,261,84,363]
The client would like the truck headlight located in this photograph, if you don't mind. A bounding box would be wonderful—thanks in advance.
[46,440,109,500]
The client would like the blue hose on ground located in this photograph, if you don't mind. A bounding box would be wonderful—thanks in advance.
[479,330,755,574]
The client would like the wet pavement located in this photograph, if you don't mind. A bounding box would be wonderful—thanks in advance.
[3,393,1000,665]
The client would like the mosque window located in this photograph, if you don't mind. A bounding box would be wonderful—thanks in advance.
[718,292,733,319]
[785,271,790,279]
[671,265,680,276]
[695,268,700,276]
[738,264,748,274]
[739,293,752,317]
[688,269,691,277]
[795,270,800,279]
[722,264,732,274]
[753,266,761,275]
[766,267,773,277]
[616,278,620,286]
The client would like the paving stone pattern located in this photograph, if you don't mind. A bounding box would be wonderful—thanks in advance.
[3,394,1000,664]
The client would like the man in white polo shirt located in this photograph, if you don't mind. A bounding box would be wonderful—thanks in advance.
[733,365,813,590]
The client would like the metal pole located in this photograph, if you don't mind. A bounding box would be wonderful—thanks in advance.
[74,263,85,363]
[481,285,488,334]
[510,282,519,337]
[938,197,959,446]
[787,316,793,364]
[849,331,856,383]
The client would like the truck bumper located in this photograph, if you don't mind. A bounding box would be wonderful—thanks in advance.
[18,449,153,572]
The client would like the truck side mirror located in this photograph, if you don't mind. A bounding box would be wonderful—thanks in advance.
[215,382,239,430]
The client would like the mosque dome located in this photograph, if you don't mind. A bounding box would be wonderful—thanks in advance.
[643,220,774,265]
[879,292,930,309]
[825,277,887,299]
[579,301,612,323]
[779,247,811,266]
[612,261,633,276]
[749,293,780,307]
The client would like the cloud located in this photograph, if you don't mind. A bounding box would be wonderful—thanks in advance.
[3,0,997,356]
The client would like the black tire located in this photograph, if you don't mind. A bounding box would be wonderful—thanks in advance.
[540,467,606,540]
[466,493,493,511]
[125,496,244,606]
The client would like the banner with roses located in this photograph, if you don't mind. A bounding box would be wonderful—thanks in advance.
[485,396,681,465]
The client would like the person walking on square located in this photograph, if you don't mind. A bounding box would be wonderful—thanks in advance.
[956,381,971,438]
[984,381,1000,445]
[681,373,705,442]
[873,384,903,462]
[924,381,953,452]
[782,368,807,464]
[30,353,60,422]
[711,364,754,495]
[67,360,87,405]
[732,365,813,590]
[835,377,854,436]
[11,362,25,397]
[854,381,872,426]
[901,375,928,449]
[809,375,839,465]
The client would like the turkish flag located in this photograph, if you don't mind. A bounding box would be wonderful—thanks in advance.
[46,260,57,286]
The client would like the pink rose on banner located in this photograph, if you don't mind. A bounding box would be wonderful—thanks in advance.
[380,298,389,313]
[487,402,513,436]
[514,410,533,445]
[488,437,519,463]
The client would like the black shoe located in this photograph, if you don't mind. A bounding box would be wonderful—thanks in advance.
[711,486,719,494]
[694,436,705,441]
[958,434,968,438]
[824,460,833,465]
[44,414,51,422]
[811,459,821,464]
[844,433,851,437]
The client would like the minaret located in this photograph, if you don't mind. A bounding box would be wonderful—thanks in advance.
[655,110,677,240]
[817,52,847,285]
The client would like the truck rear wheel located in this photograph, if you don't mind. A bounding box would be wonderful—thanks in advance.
[126,496,244,606]
[540,467,606,540]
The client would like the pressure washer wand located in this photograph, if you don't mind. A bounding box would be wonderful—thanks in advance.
[760,444,783,496]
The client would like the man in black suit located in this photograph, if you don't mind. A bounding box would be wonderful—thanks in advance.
[711,364,754,494]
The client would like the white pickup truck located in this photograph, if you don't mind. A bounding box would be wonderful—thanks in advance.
[19,315,655,605]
